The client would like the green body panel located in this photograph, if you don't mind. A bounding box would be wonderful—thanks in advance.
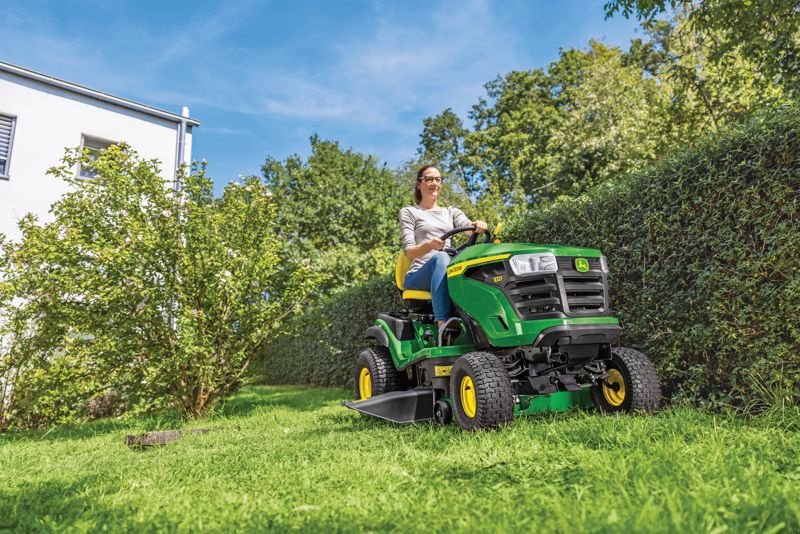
[409,345,477,359]
[447,244,616,347]
[514,389,594,415]
[375,318,477,368]
[449,276,619,347]
[377,314,617,365]
[374,319,416,368]
[440,389,593,416]
[375,242,615,361]
[451,242,602,265]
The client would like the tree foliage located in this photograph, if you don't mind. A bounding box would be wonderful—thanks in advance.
[262,136,410,293]
[606,0,800,97]
[0,146,315,428]
[420,5,792,218]
[420,41,672,215]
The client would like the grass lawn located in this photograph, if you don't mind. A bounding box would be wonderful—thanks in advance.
[1,386,798,532]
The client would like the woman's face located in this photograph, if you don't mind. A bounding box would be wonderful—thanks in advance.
[418,167,443,202]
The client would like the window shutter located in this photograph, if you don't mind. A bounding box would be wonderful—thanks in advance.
[0,114,15,176]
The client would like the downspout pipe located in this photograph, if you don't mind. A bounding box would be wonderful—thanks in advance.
[175,106,190,192]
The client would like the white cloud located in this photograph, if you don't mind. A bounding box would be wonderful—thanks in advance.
[3,0,520,128]
[1,0,640,172]
[191,0,523,128]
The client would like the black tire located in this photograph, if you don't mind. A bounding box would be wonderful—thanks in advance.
[450,352,514,430]
[592,347,661,412]
[354,346,401,400]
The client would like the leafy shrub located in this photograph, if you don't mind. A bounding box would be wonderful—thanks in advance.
[0,147,316,429]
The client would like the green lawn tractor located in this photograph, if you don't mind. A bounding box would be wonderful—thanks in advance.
[344,226,661,430]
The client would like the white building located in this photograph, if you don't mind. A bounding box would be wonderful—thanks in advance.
[0,61,199,241]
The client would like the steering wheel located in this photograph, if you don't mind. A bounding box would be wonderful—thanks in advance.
[441,225,487,257]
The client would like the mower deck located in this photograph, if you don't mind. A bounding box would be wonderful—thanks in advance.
[344,387,593,423]
[343,389,434,424]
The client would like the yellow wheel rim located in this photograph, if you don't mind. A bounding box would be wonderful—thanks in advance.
[603,368,626,407]
[358,368,372,400]
[460,375,477,418]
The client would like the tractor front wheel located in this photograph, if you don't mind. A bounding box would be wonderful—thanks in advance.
[354,347,401,400]
[592,347,661,412]
[450,352,514,430]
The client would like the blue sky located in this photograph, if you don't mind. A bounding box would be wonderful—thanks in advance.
[2,0,641,192]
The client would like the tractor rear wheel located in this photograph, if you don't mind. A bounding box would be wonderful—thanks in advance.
[450,352,514,430]
[592,347,661,412]
[354,346,401,400]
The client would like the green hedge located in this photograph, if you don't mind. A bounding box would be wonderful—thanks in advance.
[504,106,800,405]
[257,276,400,389]
[260,106,799,406]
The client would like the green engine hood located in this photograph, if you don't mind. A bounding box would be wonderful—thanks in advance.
[451,242,602,264]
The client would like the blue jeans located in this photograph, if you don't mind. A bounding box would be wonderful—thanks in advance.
[404,251,451,321]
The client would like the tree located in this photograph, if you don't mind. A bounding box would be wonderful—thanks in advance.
[0,145,316,427]
[605,0,800,97]
[545,41,671,195]
[464,68,560,208]
[419,41,672,213]
[262,136,408,292]
[417,109,472,197]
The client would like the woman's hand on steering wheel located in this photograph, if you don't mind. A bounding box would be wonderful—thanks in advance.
[473,220,488,234]
[440,225,478,257]
[426,237,445,251]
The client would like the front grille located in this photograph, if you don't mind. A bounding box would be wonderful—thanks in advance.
[557,257,601,270]
[558,257,606,314]
[466,256,609,320]
[505,275,561,318]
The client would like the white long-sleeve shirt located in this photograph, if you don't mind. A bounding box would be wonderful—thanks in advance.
[399,205,472,274]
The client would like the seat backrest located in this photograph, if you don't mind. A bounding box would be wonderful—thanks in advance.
[395,253,411,291]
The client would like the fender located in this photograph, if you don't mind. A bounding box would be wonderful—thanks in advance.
[365,319,407,368]
[365,325,389,347]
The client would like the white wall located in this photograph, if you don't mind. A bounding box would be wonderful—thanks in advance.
[0,71,192,241]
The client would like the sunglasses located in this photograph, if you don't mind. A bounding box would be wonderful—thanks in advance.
[419,176,443,184]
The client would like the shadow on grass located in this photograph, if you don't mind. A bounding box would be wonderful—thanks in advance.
[0,476,130,531]
[1,476,193,531]
[0,411,185,445]
[212,385,350,419]
[0,385,347,445]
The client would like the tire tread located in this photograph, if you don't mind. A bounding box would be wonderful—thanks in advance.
[611,347,661,412]
[354,346,400,398]
[452,352,514,430]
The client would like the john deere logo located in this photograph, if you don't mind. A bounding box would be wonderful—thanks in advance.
[575,258,590,273]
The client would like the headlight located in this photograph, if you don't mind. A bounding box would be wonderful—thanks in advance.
[600,255,609,274]
[509,253,558,276]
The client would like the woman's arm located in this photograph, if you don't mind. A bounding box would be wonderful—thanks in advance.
[451,207,488,235]
[404,237,445,260]
[400,207,445,260]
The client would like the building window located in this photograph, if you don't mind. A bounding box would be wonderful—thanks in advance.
[0,113,16,179]
[79,134,117,179]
